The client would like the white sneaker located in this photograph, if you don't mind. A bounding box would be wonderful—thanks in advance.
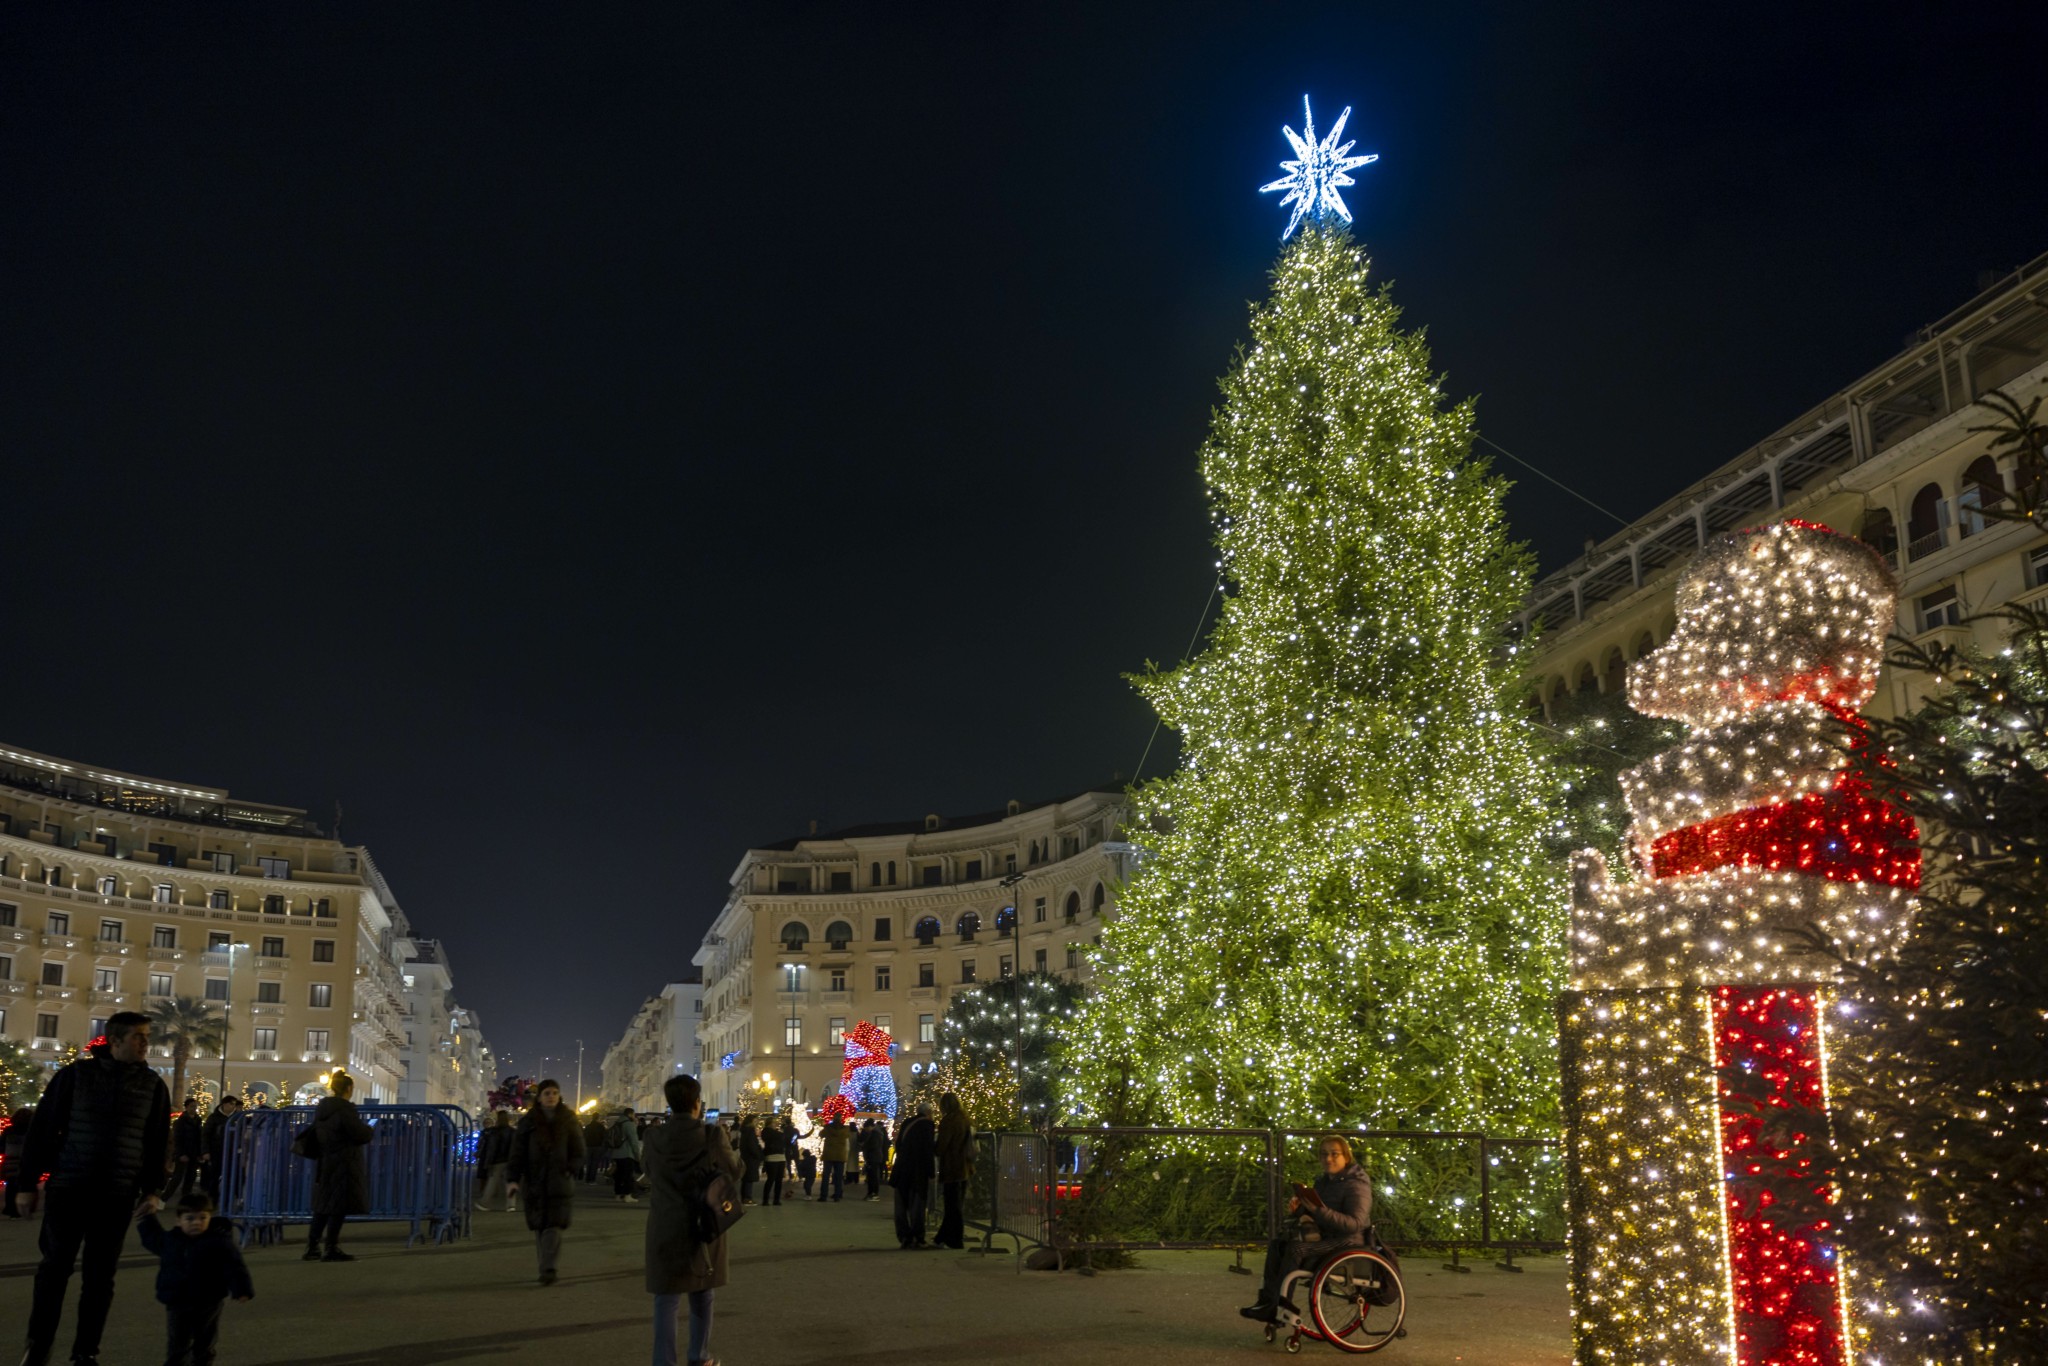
[622,1195,639,1204]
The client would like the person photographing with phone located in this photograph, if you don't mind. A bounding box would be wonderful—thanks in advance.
[1240,1134,1374,1324]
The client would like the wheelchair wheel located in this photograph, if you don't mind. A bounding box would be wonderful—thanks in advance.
[1310,1249,1406,1353]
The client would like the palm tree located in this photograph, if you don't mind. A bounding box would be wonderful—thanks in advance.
[146,996,225,1108]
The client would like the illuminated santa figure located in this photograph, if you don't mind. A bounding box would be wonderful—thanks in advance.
[1563,519,1918,1366]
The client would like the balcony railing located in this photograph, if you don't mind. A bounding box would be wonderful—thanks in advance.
[40,933,81,950]
[1907,518,1956,560]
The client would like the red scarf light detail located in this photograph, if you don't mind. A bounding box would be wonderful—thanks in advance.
[1650,775,1919,888]
[1711,987,1847,1366]
[839,1021,893,1088]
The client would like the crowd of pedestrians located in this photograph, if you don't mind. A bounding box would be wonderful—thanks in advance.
[6,1018,978,1366]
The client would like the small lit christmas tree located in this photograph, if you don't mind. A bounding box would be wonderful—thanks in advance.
[935,972,1085,1124]
[1072,210,1563,1141]
[1823,603,2048,1362]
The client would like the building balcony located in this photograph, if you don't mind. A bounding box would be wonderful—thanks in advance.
[906,986,938,1003]
[250,1002,286,1019]
[93,938,133,957]
[821,990,852,1008]
[89,989,129,1008]
[0,979,25,999]
[0,926,28,945]
[40,933,81,951]
[34,983,77,1002]
[255,955,288,969]
[146,946,186,962]
[1907,527,1950,561]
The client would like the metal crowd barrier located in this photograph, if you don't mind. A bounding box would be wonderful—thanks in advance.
[218,1103,480,1248]
[963,1125,1564,1272]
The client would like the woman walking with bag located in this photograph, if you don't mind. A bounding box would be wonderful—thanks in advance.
[646,1074,740,1366]
[506,1079,585,1286]
[306,1072,373,1262]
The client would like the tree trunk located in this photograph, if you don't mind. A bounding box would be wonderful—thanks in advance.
[171,1040,191,1110]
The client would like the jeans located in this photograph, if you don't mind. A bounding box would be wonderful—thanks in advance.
[27,1184,136,1358]
[821,1159,844,1200]
[537,1226,563,1275]
[938,1179,965,1246]
[762,1163,785,1205]
[652,1289,713,1365]
[613,1157,640,1198]
[165,1297,225,1365]
[893,1182,928,1245]
[307,1212,346,1252]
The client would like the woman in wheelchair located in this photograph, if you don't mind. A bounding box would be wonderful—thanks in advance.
[1241,1134,1373,1323]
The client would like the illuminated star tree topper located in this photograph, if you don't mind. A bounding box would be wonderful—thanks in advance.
[1259,96,1379,240]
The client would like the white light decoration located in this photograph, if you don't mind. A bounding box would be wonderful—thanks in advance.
[1563,519,1919,1366]
[1259,96,1379,240]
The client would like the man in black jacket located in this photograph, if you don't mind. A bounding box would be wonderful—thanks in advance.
[198,1096,240,1201]
[888,1104,937,1249]
[166,1101,202,1199]
[21,1010,171,1366]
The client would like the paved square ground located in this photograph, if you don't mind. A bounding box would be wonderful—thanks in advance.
[1,1189,1569,1364]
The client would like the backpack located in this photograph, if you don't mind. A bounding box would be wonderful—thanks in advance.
[682,1148,744,1244]
[1362,1225,1403,1306]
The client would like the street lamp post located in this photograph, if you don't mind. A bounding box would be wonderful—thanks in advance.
[998,873,1027,1121]
[218,942,249,1101]
[780,963,801,1105]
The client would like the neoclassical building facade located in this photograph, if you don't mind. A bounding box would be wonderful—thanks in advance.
[1525,252,2048,721]
[600,978,703,1114]
[0,739,459,1106]
[693,788,1133,1114]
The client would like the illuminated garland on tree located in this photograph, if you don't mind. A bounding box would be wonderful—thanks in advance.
[1565,519,1916,1365]
[1820,600,2048,1363]
[1070,225,1567,1177]
[936,972,1085,1123]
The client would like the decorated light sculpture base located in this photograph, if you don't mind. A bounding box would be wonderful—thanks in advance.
[1562,521,1917,1366]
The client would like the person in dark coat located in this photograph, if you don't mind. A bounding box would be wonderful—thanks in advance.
[166,1102,203,1198]
[198,1096,240,1203]
[2,1104,35,1218]
[889,1103,937,1249]
[796,1139,817,1197]
[861,1120,888,1201]
[475,1110,517,1212]
[758,1117,786,1207]
[582,1110,611,1185]
[506,1079,585,1285]
[932,1093,974,1249]
[137,1188,254,1366]
[736,1118,763,1206]
[645,1074,740,1366]
[306,1073,373,1262]
[1242,1134,1375,1322]
[22,1010,171,1366]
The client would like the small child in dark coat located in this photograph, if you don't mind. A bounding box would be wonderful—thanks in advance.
[137,1189,255,1365]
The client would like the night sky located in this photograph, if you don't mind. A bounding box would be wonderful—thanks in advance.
[5,4,2045,1079]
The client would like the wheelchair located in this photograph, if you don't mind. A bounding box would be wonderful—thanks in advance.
[1261,1240,1407,1354]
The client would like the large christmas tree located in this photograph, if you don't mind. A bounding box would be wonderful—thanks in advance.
[1072,224,1562,1136]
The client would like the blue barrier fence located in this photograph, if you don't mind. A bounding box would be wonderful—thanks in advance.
[219,1104,479,1248]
